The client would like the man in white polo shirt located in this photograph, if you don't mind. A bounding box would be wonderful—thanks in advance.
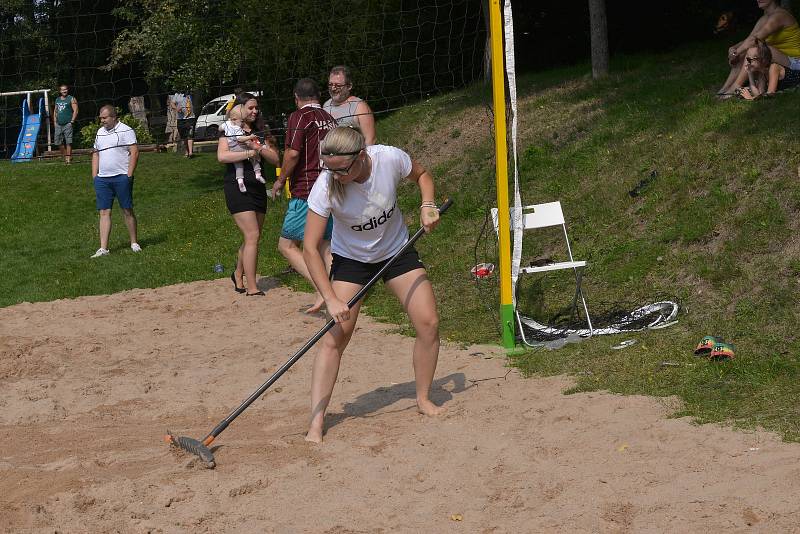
[90,104,140,258]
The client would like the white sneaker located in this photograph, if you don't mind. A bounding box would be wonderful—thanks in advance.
[91,248,109,258]
[131,243,142,252]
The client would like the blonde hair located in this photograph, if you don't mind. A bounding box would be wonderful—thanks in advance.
[227,104,243,120]
[320,126,365,203]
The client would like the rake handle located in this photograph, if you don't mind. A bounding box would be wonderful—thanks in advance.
[202,198,453,445]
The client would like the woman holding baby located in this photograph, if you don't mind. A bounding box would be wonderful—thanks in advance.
[217,92,280,296]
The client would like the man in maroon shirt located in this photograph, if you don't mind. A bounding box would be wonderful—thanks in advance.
[272,78,337,313]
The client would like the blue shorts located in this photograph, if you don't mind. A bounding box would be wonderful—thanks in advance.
[281,198,333,241]
[94,174,134,210]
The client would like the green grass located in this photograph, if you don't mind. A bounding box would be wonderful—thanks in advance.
[0,153,300,303]
[2,38,800,440]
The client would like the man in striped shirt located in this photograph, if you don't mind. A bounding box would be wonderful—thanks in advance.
[273,78,337,313]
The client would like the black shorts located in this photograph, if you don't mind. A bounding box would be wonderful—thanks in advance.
[331,246,425,286]
[177,118,196,140]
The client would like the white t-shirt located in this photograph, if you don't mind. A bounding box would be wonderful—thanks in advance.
[94,121,137,177]
[222,120,245,151]
[307,145,413,263]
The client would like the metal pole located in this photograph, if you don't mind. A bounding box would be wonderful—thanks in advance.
[488,0,516,349]
[43,89,51,152]
[0,89,52,97]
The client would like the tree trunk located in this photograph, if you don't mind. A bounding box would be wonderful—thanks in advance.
[588,0,609,79]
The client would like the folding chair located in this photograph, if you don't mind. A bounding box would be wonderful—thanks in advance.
[492,201,593,343]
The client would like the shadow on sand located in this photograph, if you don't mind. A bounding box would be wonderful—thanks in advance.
[324,372,471,430]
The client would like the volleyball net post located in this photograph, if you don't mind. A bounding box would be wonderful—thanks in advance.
[488,0,516,350]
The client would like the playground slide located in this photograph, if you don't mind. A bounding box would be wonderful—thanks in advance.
[11,97,43,162]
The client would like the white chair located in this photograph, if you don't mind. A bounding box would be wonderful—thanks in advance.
[492,201,593,343]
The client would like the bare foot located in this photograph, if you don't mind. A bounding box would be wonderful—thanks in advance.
[417,398,445,416]
[305,427,323,443]
[305,295,325,314]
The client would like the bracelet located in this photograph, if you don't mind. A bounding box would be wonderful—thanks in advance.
[420,201,437,208]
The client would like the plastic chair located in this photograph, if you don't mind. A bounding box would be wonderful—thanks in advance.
[492,201,593,342]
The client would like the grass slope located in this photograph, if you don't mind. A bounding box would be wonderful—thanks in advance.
[1,39,798,439]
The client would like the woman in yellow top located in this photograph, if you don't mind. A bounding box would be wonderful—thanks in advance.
[718,0,800,97]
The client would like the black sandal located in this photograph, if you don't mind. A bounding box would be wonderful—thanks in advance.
[246,291,265,296]
[230,272,246,293]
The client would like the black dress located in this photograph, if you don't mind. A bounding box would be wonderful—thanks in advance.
[223,159,268,214]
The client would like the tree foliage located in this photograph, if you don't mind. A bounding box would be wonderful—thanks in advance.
[107,0,241,92]
[105,0,484,114]
[79,109,154,148]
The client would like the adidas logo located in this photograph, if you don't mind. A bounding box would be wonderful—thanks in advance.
[351,204,396,231]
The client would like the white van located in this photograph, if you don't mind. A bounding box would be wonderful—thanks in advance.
[194,91,262,140]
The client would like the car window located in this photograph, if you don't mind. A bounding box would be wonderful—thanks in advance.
[200,101,224,116]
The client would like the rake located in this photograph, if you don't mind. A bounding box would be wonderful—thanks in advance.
[166,199,453,467]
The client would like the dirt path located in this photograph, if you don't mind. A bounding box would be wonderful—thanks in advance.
[2,280,799,533]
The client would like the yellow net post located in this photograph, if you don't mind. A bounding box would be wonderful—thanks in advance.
[489,0,516,349]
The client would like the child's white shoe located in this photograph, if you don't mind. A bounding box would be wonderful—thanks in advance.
[254,171,266,184]
[237,177,247,193]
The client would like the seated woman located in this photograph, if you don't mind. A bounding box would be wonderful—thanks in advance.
[718,0,800,98]
[737,39,800,99]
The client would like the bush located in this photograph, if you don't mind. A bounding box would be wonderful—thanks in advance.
[79,109,154,148]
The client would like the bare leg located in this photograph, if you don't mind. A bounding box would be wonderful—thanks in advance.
[121,208,138,245]
[65,144,72,164]
[59,144,66,163]
[385,268,444,416]
[277,237,327,312]
[235,243,245,288]
[307,281,364,443]
[719,57,745,95]
[306,240,333,313]
[187,139,193,157]
[232,211,264,294]
[98,209,112,250]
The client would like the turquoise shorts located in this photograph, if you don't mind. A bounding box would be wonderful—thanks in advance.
[281,198,333,241]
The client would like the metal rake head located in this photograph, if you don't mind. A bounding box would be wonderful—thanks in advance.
[165,432,216,469]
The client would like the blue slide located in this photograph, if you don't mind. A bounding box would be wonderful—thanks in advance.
[11,97,44,162]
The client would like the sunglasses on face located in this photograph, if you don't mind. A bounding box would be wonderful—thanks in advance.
[328,83,349,90]
[322,150,361,175]
[745,56,761,64]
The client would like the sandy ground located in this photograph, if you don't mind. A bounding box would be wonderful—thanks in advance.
[2,279,800,533]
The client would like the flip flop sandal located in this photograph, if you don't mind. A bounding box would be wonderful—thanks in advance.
[694,335,723,355]
[710,342,735,361]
